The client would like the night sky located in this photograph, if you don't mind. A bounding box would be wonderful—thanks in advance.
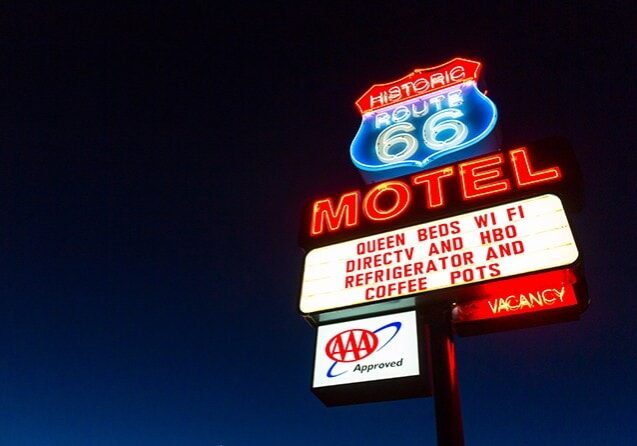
[2,2,636,445]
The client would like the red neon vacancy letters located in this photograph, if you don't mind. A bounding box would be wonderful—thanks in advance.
[452,269,579,322]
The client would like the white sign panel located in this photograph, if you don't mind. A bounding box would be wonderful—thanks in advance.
[300,194,578,314]
[313,311,420,388]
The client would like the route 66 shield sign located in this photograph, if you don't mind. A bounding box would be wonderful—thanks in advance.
[350,58,499,183]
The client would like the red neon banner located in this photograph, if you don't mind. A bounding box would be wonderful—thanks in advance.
[355,58,482,114]
[452,269,578,322]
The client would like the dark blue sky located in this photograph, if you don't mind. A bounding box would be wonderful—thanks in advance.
[1,2,635,445]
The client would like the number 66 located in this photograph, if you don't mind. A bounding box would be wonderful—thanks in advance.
[375,108,469,163]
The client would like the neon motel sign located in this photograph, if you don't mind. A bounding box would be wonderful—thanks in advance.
[308,146,562,240]
[298,57,588,409]
[350,58,499,183]
[452,268,579,323]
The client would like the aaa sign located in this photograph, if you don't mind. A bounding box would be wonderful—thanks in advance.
[299,194,579,315]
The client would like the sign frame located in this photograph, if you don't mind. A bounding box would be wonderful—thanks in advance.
[310,310,432,406]
[299,193,582,323]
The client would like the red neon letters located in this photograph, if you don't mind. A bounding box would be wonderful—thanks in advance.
[311,191,361,236]
[510,148,562,186]
[310,147,562,237]
[411,166,455,209]
[363,181,412,222]
[452,269,578,322]
[355,58,482,114]
[459,153,511,199]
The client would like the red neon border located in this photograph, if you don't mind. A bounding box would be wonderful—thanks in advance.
[355,57,482,114]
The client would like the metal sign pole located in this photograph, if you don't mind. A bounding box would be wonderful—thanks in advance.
[428,309,465,446]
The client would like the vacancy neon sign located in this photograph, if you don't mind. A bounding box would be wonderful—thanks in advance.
[452,269,579,323]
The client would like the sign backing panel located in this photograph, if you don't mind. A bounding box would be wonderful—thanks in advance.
[300,194,578,315]
[312,311,431,406]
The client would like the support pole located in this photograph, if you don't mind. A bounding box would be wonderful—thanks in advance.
[429,310,464,446]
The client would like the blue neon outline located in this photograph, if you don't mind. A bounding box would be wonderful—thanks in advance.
[349,84,498,172]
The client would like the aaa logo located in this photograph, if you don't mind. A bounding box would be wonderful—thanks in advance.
[325,321,401,377]
[350,58,499,182]
[325,329,379,362]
